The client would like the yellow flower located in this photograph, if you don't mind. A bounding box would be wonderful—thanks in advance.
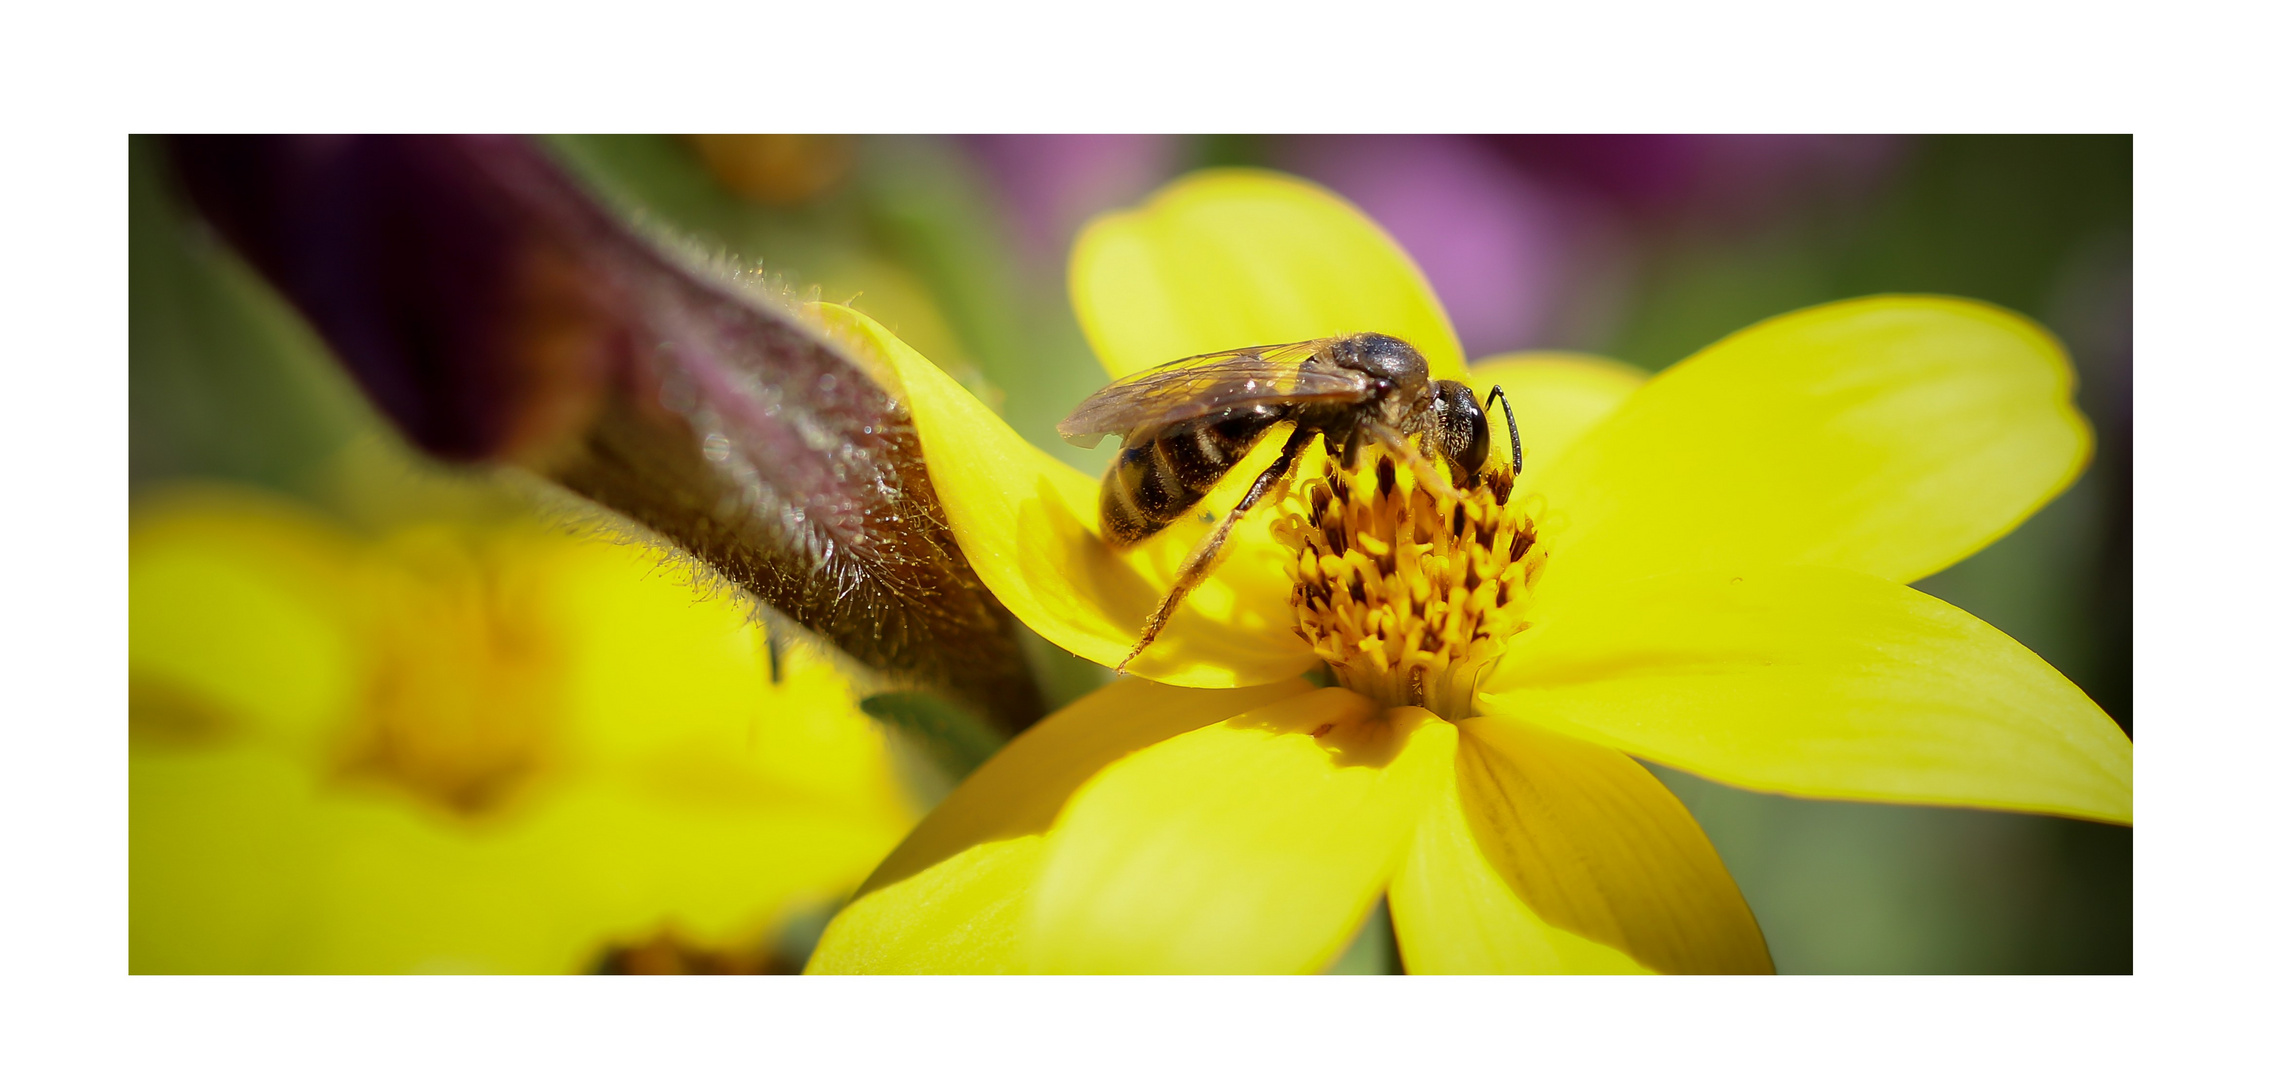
[131,484,917,973]
[802,170,2131,974]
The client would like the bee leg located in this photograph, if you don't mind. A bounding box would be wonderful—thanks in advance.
[1363,419,1460,501]
[1481,385,1523,477]
[1119,428,1312,674]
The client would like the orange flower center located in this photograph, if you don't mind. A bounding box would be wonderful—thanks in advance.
[1274,450,1550,719]
[336,530,564,815]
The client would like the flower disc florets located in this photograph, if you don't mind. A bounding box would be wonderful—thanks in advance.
[1274,450,1550,719]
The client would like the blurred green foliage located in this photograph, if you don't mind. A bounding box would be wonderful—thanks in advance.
[129,136,369,499]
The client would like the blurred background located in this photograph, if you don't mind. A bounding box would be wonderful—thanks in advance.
[131,134,2130,973]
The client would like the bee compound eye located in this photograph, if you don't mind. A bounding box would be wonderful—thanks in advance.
[1435,384,1490,479]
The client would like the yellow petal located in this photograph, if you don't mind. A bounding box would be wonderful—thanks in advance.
[1388,743,1652,974]
[806,677,1312,973]
[1463,351,1649,478]
[1069,169,1466,382]
[1482,566,2132,824]
[1442,715,1772,974]
[802,836,1047,975]
[545,539,910,821]
[1028,690,1453,974]
[130,487,361,752]
[816,301,1316,687]
[1527,296,2092,598]
[132,744,910,973]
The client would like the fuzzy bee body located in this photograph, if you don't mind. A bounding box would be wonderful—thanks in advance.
[1060,332,1521,669]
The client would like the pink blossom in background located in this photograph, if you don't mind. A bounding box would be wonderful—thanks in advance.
[1280,134,1622,356]
[1487,134,1908,224]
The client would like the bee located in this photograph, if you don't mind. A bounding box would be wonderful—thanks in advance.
[1058,332,1521,670]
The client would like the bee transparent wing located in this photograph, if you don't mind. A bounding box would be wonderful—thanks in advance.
[1057,340,1374,447]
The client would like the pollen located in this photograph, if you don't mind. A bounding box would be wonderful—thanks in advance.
[1272,450,1549,719]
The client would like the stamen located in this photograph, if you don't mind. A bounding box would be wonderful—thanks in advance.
[1272,449,1552,719]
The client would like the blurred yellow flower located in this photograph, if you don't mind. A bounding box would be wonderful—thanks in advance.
[130,484,917,973]
[802,170,2132,974]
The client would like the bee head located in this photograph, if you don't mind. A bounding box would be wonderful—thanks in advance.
[1432,381,1491,488]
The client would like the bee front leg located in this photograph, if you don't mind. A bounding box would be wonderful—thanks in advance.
[1363,419,1460,501]
[1337,427,1365,472]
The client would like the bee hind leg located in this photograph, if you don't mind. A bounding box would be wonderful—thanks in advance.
[1118,428,1312,674]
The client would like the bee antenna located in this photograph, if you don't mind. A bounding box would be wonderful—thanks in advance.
[1482,385,1522,476]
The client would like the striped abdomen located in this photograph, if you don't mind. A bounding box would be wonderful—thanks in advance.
[1100,407,1288,547]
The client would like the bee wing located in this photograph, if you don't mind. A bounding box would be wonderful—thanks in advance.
[1057,340,1373,448]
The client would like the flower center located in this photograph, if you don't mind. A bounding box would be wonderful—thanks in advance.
[337,530,563,816]
[1274,450,1549,719]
